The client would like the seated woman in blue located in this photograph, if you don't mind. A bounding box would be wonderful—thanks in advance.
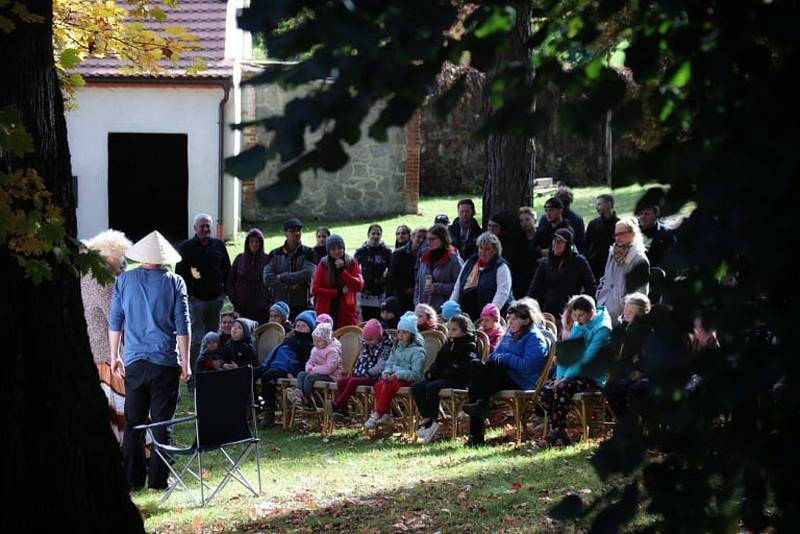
[462,299,549,447]
[538,294,612,447]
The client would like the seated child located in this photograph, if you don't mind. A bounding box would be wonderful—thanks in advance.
[380,296,403,329]
[538,294,612,447]
[412,314,478,443]
[253,310,317,426]
[269,301,294,332]
[478,303,505,353]
[288,323,343,407]
[324,319,393,420]
[415,303,438,332]
[317,313,335,326]
[221,318,258,369]
[196,331,224,371]
[365,312,427,429]
[441,300,462,321]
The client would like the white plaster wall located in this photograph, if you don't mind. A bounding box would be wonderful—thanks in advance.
[66,84,234,240]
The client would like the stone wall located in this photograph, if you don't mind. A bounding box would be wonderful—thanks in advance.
[240,69,417,223]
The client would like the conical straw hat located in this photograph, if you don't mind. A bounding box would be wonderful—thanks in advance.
[126,230,182,265]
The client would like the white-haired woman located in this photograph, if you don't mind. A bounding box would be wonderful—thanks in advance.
[80,229,132,445]
[449,232,513,320]
[596,217,650,326]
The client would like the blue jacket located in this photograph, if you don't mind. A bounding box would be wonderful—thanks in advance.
[487,326,549,390]
[559,306,612,385]
[259,332,313,376]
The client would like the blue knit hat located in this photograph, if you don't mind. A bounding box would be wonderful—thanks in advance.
[397,311,419,335]
[441,300,462,321]
[326,234,345,252]
[295,310,317,331]
[270,301,290,321]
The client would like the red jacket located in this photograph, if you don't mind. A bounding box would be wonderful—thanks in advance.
[312,257,365,327]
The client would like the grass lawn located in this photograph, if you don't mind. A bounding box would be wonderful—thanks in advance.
[132,393,606,533]
[227,184,652,258]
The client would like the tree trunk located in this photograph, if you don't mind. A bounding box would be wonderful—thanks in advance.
[0,1,144,531]
[482,1,533,225]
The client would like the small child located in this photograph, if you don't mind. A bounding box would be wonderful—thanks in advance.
[478,303,506,353]
[324,319,393,420]
[196,331,225,371]
[413,314,478,442]
[365,312,427,429]
[415,303,438,332]
[269,301,294,332]
[221,318,258,369]
[288,323,343,407]
[254,310,317,426]
[317,313,335,326]
[441,300,462,322]
[380,296,403,329]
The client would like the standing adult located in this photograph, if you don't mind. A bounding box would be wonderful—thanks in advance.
[486,213,519,262]
[585,194,620,282]
[537,187,586,253]
[263,218,317,320]
[414,224,464,313]
[176,213,231,388]
[637,204,677,271]
[448,198,483,261]
[80,229,132,446]
[533,197,573,257]
[313,227,331,264]
[389,226,426,312]
[227,228,271,324]
[450,232,513,320]
[109,230,190,491]
[527,227,596,320]
[394,224,412,249]
[512,207,542,299]
[312,235,365,327]
[355,224,392,321]
[596,217,650,326]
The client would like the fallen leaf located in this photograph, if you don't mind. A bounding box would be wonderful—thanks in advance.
[512,481,523,491]
[192,514,202,533]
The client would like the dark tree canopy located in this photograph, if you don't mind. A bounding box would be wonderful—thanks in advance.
[236,0,800,530]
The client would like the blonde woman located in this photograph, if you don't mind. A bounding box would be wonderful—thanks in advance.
[80,229,132,445]
[596,217,650,326]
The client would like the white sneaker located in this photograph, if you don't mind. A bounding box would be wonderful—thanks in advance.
[422,421,440,443]
[376,413,393,426]
[364,412,379,429]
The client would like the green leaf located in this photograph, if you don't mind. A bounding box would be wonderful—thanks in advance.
[669,60,691,88]
[60,48,81,70]
[659,99,675,121]
[0,15,15,34]
[585,56,604,79]
[474,6,516,39]
[0,107,34,157]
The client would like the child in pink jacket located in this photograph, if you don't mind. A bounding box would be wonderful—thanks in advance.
[288,323,343,407]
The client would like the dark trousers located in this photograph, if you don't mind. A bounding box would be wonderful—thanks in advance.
[123,360,180,490]
[467,360,519,438]
[412,378,464,420]
[256,367,288,410]
[189,295,224,384]
[361,306,381,321]
[603,377,649,418]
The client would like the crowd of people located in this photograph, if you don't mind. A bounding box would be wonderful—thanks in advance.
[82,186,694,491]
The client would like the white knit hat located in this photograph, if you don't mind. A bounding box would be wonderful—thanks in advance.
[126,230,182,265]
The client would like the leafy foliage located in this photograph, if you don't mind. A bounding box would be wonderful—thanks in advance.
[239,0,799,531]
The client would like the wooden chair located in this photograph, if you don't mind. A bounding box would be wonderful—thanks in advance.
[475,330,490,361]
[254,323,285,365]
[317,326,363,435]
[542,313,557,328]
[438,330,489,440]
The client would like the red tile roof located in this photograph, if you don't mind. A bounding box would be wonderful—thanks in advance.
[72,0,233,80]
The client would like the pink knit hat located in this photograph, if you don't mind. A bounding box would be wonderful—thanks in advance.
[480,303,501,321]
[362,319,383,341]
[317,313,334,326]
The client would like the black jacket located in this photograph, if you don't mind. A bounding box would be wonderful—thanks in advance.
[388,242,418,304]
[642,222,676,271]
[527,248,597,317]
[176,236,231,301]
[533,219,573,252]
[355,241,392,297]
[427,333,478,386]
[539,209,585,253]
[222,338,258,368]
[585,213,620,282]
[449,219,483,261]
[512,234,542,299]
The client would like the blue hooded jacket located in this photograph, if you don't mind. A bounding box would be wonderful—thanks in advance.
[487,326,549,390]
[259,332,314,376]
[559,306,612,385]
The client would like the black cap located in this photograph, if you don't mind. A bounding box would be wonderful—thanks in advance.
[544,197,564,210]
[434,214,450,225]
[284,218,303,230]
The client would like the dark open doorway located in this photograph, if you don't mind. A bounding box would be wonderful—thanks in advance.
[108,133,188,244]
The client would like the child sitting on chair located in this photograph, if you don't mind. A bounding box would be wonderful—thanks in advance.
[288,323,343,407]
[325,319,393,420]
[269,301,294,332]
[365,312,426,429]
[380,297,403,329]
[478,303,505,353]
[196,331,224,371]
[221,318,258,369]
[254,310,317,427]
[415,303,438,332]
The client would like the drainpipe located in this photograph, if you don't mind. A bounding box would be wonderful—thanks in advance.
[217,80,232,240]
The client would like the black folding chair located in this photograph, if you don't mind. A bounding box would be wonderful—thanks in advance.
[134,366,262,506]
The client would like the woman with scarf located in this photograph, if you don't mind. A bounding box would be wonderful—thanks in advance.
[449,232,513,321]
[312,235,365,327]
[596,217,650,326]
[414,224,464,313]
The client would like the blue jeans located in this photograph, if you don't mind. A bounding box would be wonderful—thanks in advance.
[189,295,224,383]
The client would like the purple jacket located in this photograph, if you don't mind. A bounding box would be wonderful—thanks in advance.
[227,228,271,323]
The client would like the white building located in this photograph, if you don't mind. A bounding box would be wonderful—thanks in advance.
[66,0,250,242]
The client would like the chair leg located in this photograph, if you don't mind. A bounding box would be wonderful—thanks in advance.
[513,398,522,447]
